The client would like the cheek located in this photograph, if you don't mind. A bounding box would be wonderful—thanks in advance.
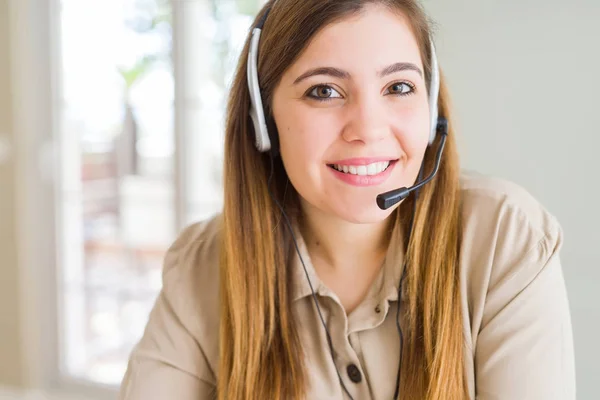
[395,105,431,159]
[277,108,337,163]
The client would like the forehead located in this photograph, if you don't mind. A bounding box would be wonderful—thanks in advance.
[287,5,424,77]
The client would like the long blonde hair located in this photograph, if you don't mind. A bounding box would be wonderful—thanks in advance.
[219,0,467,398]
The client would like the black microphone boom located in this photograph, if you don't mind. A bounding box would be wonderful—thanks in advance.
[376,118,449,210]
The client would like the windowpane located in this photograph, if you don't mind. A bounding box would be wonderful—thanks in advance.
[58,0,175,385]
[179,0,267,225]
[57,0,267,387]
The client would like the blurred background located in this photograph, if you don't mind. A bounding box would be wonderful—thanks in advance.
[0,0,598,399]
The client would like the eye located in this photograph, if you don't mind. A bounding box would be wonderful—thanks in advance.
[385,82,415,97]
[307,85,343,101]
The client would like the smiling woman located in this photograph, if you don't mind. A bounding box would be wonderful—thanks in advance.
[118,1,576,399]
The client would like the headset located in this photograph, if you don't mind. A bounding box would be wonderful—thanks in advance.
[246,1,448,398]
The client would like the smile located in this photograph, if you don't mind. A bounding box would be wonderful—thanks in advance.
[328,161,391,176]
[326,160,398,187]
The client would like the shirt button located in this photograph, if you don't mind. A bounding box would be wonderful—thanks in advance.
[347,363,362,383]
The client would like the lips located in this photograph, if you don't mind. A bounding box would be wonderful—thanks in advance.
[327,157,398,165]
[327,160,398,187]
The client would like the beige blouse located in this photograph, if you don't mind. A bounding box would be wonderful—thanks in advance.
[118,171,576,399]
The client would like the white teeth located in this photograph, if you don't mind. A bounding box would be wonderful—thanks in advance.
[332,161,390,176]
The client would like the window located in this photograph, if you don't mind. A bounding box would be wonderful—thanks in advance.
[56,0,266,387]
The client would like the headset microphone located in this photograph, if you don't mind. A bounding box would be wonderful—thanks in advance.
[376,117,448,210]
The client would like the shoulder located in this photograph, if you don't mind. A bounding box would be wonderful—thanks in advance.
[162,213,223,283]
[457,170,564,325]
[159,213,223,364]
[457,172,575,397]
[459,169,560,240]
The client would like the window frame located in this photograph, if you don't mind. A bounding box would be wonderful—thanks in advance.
[9,0,264,396]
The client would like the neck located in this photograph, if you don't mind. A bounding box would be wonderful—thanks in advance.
[298,201,396,272]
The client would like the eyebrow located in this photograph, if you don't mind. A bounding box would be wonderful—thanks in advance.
[293,67,350,85]
[378,62,423,78]
[292,62,423,85]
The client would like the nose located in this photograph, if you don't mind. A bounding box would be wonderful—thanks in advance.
[341,93,391,145]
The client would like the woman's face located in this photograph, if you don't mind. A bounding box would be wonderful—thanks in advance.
[271,5,431,224]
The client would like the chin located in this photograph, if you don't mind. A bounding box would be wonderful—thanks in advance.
[327,202,397,224]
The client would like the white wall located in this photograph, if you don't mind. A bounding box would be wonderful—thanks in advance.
[424,0,600,398]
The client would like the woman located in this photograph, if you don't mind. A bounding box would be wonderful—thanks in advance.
[119,0,575,399]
